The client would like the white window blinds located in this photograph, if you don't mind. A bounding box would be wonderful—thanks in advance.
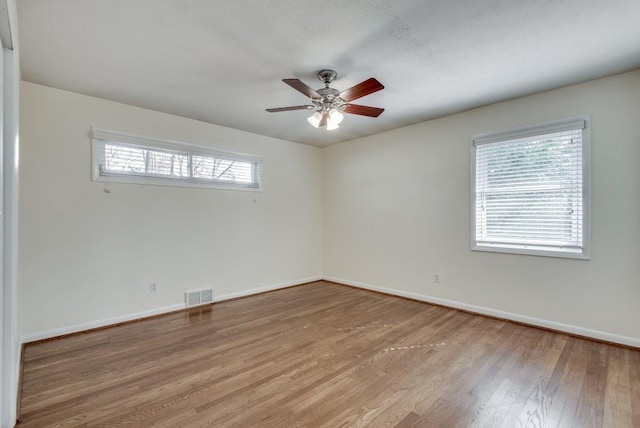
[472,118,590,258]
[91,128,262,191]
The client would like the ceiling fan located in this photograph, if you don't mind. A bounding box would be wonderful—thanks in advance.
[266,70,384,130]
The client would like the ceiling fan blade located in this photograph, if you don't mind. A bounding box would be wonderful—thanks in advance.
[266,105,314,113]
[339,78,384,102]
[282,79,321,99]
[343,104,385,117]
[319,114,328,127]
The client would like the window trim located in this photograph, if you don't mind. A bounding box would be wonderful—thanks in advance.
[470,116,591,260]
[90,127,262,192]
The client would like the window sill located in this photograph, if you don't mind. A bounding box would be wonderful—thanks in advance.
[471,244,591,260]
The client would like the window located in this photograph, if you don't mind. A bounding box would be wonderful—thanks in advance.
[471,117,590,259]
[91,128,262,191]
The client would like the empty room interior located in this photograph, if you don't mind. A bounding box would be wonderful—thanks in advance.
[1,0,640,427]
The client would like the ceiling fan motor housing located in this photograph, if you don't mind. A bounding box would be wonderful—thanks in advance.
[314,87,343,112]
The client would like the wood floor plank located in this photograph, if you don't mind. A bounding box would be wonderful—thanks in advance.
[17,281,640,427]
[603,346,633,427]
[573,341,609,427]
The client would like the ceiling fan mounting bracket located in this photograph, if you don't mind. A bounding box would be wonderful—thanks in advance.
[317,69,337,86]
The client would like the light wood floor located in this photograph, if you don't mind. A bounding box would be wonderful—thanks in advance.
[18,281,640,427]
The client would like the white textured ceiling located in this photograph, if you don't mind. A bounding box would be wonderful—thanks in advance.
[17,1,640,147]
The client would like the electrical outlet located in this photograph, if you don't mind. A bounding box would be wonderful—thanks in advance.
[150,282,158,293]
[433,274,440,284]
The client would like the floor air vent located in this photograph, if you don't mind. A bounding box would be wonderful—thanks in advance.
[185,288,214,308]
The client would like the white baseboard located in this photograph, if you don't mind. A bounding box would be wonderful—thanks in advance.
[214,276,323,302]
[21,303,185,344]
[21,276,323,344]
[23,275,637,348]
[323,276,640,348]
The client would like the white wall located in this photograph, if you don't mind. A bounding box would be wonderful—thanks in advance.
[19,82,322,340]
[323,70,640,345]
[18,70,640,347]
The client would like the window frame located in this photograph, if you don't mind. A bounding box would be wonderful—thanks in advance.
[470,116,591,260]
[91,127,262,192]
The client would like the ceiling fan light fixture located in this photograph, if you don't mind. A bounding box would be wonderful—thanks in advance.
[328,108,344,125]
[307,111,323,128]
[326,120,340,131]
